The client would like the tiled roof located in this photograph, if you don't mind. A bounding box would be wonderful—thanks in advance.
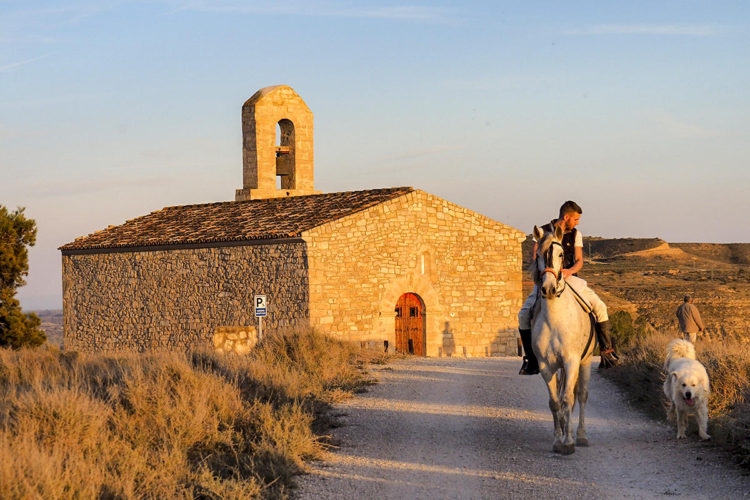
[60,187,414,251]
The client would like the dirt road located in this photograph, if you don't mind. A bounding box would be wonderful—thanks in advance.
[296,357,748,499]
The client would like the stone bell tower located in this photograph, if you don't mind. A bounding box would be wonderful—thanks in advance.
[235,85,319,201]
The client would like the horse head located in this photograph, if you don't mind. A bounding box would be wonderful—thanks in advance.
[533,224,565,299]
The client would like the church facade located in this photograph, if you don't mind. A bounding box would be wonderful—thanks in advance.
[60,86,525,356]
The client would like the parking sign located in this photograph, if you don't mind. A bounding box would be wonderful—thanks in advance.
[254,295,267,317]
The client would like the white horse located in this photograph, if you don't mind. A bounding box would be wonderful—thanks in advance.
[531,224,596,455]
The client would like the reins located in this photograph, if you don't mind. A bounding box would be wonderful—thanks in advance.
[567,284,597,360]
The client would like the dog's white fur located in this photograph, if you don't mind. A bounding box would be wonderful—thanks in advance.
[663,339,710,440]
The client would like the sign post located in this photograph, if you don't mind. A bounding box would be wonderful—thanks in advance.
[254,294,267,341]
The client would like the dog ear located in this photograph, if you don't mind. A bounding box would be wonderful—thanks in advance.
[670,372,678,382]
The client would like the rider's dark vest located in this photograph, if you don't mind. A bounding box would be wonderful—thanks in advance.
[542,221,578,274]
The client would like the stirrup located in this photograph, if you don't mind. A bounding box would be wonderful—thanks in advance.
[601,348,620,360]
[519,357,540,375]
[598,349,621,369]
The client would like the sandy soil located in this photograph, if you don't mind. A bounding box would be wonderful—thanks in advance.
[295,357,749,499]
[620,242,693,260]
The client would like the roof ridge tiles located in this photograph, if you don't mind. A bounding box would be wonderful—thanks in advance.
[161,186,414,210]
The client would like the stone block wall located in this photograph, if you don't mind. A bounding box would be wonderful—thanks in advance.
[213,326,259,354]
[303,190,525,357]
[62,241,310,352]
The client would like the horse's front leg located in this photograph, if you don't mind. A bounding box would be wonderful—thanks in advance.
[575,362,591,447]
[557,360,580,455]
[540,364,564,452]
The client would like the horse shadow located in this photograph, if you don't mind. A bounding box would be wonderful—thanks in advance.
[440,321,457,357]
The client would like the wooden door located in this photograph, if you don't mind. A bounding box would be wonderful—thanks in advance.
[395,293,425,355]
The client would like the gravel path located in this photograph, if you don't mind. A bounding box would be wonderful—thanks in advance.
[295,357,749,499]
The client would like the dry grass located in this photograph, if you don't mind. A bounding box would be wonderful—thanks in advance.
[0,328,381,499]
[602,331,750,468]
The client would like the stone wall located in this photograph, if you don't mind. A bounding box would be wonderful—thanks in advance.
[62,241,310,352]
[303,190,525,357]
[213,326,259,354]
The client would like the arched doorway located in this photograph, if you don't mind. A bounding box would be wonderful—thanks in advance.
[395,293,425,355]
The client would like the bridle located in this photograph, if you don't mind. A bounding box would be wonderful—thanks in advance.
[538,240,566,298]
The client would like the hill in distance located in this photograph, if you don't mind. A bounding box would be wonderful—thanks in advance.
[522,237,750,340]
[32,310,63,348]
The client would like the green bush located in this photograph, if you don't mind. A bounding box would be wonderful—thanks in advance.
[609,310,652,348]
[609,310,635,346]
[0,205,45,348]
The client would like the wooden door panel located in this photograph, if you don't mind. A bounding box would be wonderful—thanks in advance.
[395,293,424,356]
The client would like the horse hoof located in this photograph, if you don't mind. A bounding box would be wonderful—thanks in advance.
[553,442,564,454]
[576,437,589,447]
[560,443,576,455]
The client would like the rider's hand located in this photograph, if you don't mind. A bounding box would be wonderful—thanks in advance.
[561,269,573,279]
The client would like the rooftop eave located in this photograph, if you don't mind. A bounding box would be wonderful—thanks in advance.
[59,235,306,255]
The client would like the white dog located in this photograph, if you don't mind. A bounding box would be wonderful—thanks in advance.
[663,339,711,440]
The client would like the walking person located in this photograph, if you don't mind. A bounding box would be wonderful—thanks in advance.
[517,200,620,375]
[676,295,705,343]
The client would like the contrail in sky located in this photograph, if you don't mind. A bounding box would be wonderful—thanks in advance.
[0,54,52,73]
[564,24,717,36]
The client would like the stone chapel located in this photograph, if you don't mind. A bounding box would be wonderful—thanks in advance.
[60,85,526,356]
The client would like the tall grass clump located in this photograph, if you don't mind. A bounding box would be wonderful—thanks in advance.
[602,328,750,468]
[0,328,379,499]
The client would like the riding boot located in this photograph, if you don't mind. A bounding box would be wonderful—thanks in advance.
[518,329,540,375]
[595,321,621,369]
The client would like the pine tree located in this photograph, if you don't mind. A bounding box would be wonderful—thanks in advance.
[0,206,45,348]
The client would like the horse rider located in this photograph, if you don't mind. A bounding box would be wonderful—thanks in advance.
[518,200,621,375]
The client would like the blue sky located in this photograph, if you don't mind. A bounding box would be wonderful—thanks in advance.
[2,1,749,309]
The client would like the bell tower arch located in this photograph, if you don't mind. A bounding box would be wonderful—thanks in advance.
[235,85,319,201]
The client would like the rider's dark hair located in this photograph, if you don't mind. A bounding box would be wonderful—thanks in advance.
[559,201,582,218]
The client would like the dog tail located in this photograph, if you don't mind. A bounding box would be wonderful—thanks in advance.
[665,338,696,368]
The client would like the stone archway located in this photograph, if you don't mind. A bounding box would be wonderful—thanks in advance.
[395,292,425,355]
[378,274,443,357]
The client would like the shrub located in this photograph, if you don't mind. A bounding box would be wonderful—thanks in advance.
[609,310,635,347]
[0,206,45,348]
[0,328,377,499]
[608,310,654,349]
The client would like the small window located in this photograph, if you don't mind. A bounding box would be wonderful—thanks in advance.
[395,307,401,317]
[409,307,418,318]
